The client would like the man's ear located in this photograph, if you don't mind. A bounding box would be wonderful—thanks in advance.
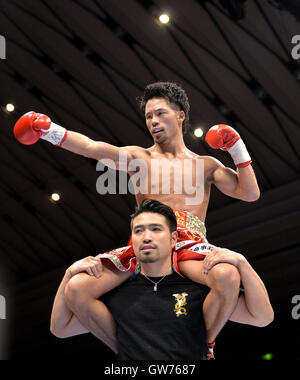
[171,230,178,248]
[178,110,185,124]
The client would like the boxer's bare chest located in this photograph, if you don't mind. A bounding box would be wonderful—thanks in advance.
[129,150,212,221]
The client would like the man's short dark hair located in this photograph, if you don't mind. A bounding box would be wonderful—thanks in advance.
[137,81,190,134]
[131,199,177,232]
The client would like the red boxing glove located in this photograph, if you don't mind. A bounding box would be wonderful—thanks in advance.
[13,111,43,145]
[14,111,67,146]
[205,124,252,168]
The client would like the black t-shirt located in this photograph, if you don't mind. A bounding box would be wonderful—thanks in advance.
[102,272,209,360]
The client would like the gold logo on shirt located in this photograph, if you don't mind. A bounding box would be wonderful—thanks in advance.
[173,292,188,317]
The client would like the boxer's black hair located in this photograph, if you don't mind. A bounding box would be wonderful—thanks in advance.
[137,81,190,134]
[131,199,177,233]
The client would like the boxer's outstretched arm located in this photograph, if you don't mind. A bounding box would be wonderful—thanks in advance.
[61,130,138,169]
[13,111,139,168]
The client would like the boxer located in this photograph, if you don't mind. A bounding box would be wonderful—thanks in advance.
[14,82,260,357]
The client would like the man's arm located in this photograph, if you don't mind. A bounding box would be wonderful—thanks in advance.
[50,269,88,338]
[210,160,260,202]
[61,130,142,170]
[50,256,103,338]
[13,111,139,169]
[205,124,260,202]
[203,248,274,327]
[229,258,274,327]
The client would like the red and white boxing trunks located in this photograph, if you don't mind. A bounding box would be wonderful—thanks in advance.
[97,210,215,276]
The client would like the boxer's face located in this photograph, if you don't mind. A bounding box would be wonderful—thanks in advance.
[145,98,185,143]
[131,212,177,264]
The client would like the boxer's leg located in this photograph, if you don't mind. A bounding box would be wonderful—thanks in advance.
[178,260,240,345]
[65,260,132,353]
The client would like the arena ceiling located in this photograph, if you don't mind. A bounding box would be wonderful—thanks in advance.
[0,0,299,360]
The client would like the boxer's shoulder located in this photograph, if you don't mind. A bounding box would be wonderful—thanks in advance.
[198,155,225,183]
[201,155,224,169]
[123,145,151,160]
[183,149,221,164]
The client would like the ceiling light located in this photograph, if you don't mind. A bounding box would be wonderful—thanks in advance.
[159,14,170,24]
[51,193,60,202]
[194,128,204,138]
[6,103,15,112]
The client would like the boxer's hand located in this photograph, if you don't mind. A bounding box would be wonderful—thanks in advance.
[205,124,252,168]
[67,256,103,278]
[203,247,246,274]
[13,111,45,145]
[14,111,67,146]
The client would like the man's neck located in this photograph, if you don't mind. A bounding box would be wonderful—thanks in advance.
[140,262,173,277]
[153,136,187,156]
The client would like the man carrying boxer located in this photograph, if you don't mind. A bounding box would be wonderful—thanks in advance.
[50,199,273,359]
[14,82,260,357]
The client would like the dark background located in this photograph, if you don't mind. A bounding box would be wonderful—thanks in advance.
[0,0,300,360]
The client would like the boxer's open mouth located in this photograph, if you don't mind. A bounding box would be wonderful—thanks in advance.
[152,128,163,135]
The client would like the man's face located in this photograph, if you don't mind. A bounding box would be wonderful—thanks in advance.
[131,212,177,264]
[145,98,185,143]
